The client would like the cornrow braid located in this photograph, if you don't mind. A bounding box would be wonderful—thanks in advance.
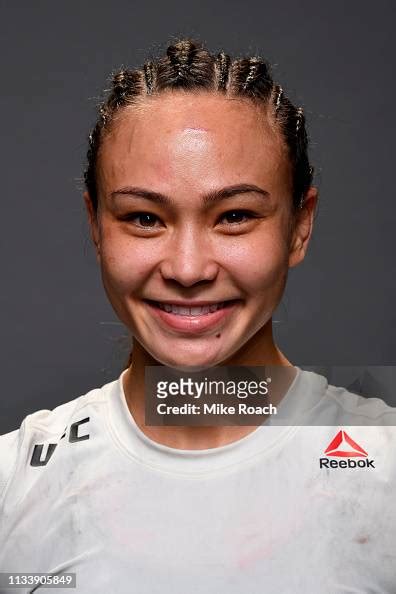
[270,89,314,208]
[295,107,304,134]
[167,39,194,76]
[84,37,314,213]
[155,39,214,90]
[243,58,263,90]
[215,51,231,91]
[143,61,155,94]
[109,70,141,109]
[84,122,102,201]
[274,84,283,113]
[230,57,273,100]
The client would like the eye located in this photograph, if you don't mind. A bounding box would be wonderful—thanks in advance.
[122,212,161,228]
[218,210,256,225]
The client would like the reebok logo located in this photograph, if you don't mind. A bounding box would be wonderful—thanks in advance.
[319,430,375,469]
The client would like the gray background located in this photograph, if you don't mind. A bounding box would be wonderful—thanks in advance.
[1,1,395,434]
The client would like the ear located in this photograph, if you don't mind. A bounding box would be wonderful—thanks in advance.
[288,186,318,268]
[83,191,101,263]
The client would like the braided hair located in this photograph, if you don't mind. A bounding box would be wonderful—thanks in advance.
[84,38,313,213]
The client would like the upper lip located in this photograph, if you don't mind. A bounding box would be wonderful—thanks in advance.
[145,299,238,306]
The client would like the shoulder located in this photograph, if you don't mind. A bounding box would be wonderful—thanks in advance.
[300,369,396,425]
[0,429,20,500]
[0,376,118,506]
[325,382,396,423]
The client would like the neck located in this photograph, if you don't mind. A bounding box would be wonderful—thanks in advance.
[122,320,295,450]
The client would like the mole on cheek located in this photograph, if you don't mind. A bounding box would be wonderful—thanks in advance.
[216,333,221,338]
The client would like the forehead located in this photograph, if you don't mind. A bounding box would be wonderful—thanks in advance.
[98,92,290,196]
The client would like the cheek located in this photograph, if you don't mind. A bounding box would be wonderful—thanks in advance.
[99,233,157,295]
[222,230,290,293]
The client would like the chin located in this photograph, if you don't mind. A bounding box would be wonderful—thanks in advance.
[147,346,225,372]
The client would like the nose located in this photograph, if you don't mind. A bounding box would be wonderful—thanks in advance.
[159,226,219,287]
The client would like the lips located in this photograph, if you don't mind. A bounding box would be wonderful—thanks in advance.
[150,301,227,316]
[144,299,240,333]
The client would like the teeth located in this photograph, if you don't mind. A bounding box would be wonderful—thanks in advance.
[172,305,190,315]
[157,302,225,315]
[191,306,208,315]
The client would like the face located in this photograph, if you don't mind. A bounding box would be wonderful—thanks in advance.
[85,92,316,369]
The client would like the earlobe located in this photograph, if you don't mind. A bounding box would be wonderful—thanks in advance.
[83,191,101,261]
[288,186,318,268]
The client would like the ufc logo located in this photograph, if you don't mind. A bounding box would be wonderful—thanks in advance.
[30,417,90,467]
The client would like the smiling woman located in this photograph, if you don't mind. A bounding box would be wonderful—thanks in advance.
[1,38,396,594]
[85,90,316,375]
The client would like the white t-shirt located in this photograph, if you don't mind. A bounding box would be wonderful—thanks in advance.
[1,368,396,593]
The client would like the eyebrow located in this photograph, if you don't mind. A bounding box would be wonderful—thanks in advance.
[110,184,270,206]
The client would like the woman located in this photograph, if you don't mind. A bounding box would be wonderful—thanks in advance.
[1,38,395,593]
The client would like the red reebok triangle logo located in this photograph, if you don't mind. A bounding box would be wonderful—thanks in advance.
[324,430,368,458]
